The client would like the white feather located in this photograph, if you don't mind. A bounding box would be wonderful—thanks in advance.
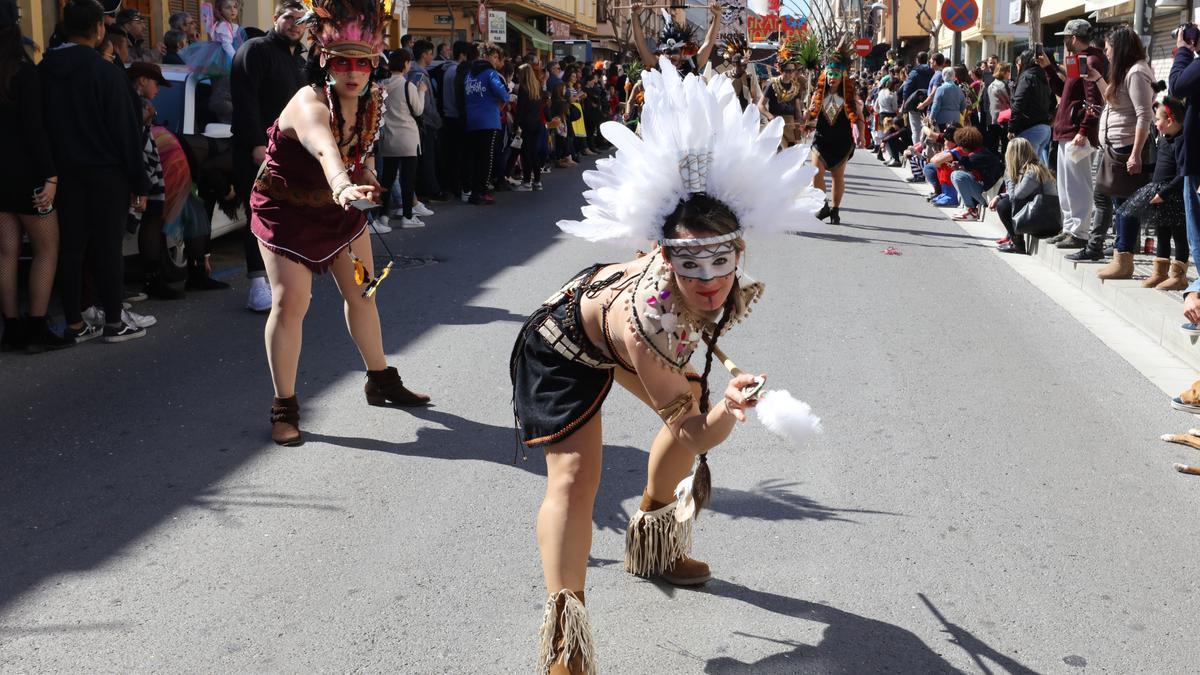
[754,390,823,446]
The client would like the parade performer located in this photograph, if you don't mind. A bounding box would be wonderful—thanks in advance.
[629,0,721,76]
[251,0,429,446]
[511,57,823,674]
[719,37,759,110]
[805,41,866,225]
[759,36,812,148]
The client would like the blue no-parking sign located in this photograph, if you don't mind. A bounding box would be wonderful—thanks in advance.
[940,0,979,32]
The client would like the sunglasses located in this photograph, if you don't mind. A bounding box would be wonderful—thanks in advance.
[350,250,394,298]
[328,56,377,73]
[782,67,796,73]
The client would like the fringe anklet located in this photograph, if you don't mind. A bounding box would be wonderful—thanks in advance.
[624,501,693,577]
[537,589,597,675]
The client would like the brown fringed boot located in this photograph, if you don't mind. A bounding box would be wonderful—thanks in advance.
[364,366,431,407]
[270,395,302,446]
[537,589,596,675]
[625,490,712,586]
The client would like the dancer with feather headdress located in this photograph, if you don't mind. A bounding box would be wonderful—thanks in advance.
[804,39,867,225]
[250,0,430,447]
[628,0,722,76]
[511,57,825,674]
[759,34,813,148]
[718,36,759,110]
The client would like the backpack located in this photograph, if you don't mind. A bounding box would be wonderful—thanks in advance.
[427,61,450,115]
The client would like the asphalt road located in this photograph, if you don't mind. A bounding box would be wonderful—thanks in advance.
[2,152,1198,673]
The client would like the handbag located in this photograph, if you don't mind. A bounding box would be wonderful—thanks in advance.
[1094,127,1152,198]
[1013,180,1062,239]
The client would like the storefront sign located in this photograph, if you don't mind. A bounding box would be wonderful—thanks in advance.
[434,14,452,23]
[547,18,571,39]
[489,9,507,43]
[747,14,806,45]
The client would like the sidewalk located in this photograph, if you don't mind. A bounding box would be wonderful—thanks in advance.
[883,160,1200,379]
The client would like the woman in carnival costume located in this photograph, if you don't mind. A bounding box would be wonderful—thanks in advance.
[511,56,824,674]
[804,40,866,225]
[759,34,815,148]
[251,0,429,446]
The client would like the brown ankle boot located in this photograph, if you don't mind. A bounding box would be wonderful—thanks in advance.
[364,366,430,407]
[1142,257,1171,288]
[1097,251,1135,281]
[270,395,302,446]
[1157,260,1190,291]
[625,490,712,586]
[538,589,596,675]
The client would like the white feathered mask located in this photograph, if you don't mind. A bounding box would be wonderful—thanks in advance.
[557,56,824,247]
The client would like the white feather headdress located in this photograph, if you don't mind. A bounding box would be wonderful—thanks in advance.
[557,57,825,247]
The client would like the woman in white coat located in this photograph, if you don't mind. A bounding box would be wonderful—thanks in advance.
[378,49,427,229]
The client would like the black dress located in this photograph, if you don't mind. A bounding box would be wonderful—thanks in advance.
[0,61,56,215]
[812,93,855,171]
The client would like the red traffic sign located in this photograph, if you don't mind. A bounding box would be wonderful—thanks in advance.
[940,0,978,32]
[854,38,872,56]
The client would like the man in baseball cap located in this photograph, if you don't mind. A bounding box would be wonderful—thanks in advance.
[1054,18,1092,38]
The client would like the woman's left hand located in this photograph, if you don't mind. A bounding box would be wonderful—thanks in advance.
[35,180,56,210]
[1127,156,1142,174]
[1085,68,1102,83]
[336,184,377,209]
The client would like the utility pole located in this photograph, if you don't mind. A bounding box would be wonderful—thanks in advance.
[891,0,898,55]
[952,29,961,64]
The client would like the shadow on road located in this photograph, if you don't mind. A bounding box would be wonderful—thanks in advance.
[700,580,963,674]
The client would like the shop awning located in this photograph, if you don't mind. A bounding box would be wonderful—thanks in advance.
[507,18,552,51]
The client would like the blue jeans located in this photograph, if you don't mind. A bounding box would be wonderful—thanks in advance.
[951,170,986,209]
[923,163,940,193]
[1017,124,1052,165]
[1185,176,1200,295]
[1112,196,1142,253]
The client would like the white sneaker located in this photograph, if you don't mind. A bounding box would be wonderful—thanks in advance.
[513,182,532,192]
[82,305,156,328]
[246,276,272,313]
[460,192,471,203]
[371,218,393,234]
[413,202,435,217]
[122,307,156,328]
[399,216,426,228]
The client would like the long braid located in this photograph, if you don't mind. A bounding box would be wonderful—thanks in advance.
[691,283,738,515]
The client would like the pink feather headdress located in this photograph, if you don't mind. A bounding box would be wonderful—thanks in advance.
[300,0,390,58]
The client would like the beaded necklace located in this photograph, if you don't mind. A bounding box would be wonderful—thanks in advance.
[325,82,384,176]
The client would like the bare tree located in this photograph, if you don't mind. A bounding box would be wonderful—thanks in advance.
[1025,0,1042,45]
[913,0,941,52]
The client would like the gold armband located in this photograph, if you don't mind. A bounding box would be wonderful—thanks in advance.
[655,392,694,427]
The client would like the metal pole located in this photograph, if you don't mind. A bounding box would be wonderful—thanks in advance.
[952,29,962,64]
[891,0,898,54]
[1132,0,1146,36]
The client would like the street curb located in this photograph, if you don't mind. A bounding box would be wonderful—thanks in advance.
[883,161,1200,376]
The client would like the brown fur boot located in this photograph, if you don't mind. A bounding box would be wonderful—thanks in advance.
[1157,260,1190,291]
[538,589,596,675]
[1096,251,1135,281]
[625,490,712,586]
[364,366,430,407]
[270,395,301,446]
[1141,258,1170,288]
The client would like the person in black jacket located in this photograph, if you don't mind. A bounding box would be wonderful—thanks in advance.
[0,0,72,353]
[1007,49,1053,164]
[230,0,306,313]
[514,63,546,190]
[41,0,149,344]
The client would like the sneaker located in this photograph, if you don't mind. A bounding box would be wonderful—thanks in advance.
[905,176,925,183]
[532,182,544,191]
[124,289,149,303]
[1065,247,1103,262]
[1055,236,1088,249]
[996,236,1011,245]
[1181,322,1200,337]
[1047,232,1071,245]
[81,305,105,328]
[541,167,552,174]
[246,276,272,313]
[460,191,472,203]
[998,242,1027,255]
[399,216,426,228]
[413,202,435,217]
[65,322,102,344]
[122,307,156,328]
[932,194,957,207]
[513,182,532,192]
[370,219,393,234]
[102,321,146,343]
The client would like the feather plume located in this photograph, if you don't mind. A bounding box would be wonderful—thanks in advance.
[755,390,823,446]
[557,56,826,246]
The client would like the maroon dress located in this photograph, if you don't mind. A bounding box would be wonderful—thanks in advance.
[250,122,366,274]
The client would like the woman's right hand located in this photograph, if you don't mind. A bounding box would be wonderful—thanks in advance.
[723,373,765,422]
[988,195,1000,210]
[35,180,57,209]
